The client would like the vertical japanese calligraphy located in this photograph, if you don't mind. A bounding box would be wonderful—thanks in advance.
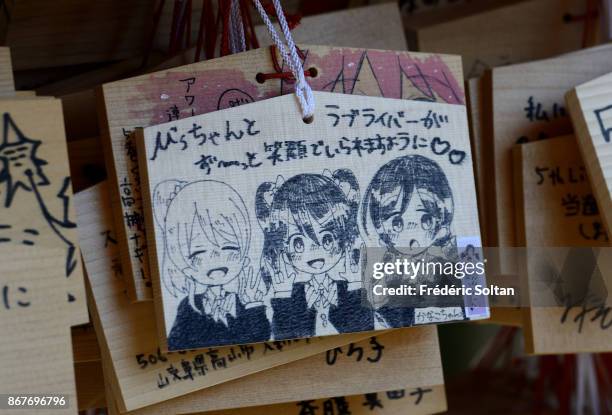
[0,99,80,414]
[0,99,87,325]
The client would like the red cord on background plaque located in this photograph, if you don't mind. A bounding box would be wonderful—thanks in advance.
[256,45,317,83]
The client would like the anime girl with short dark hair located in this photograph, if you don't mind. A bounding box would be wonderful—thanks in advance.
[157,180,270,349]
[362,155,463,316]
[256,169,373,339]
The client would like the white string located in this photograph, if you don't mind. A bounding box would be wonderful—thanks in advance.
[230,0,246,53]
[252,0,315,120]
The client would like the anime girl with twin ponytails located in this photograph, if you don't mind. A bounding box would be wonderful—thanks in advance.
[256,169,373,338]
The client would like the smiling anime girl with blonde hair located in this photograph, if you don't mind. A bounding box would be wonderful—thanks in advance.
[157,179,270,349]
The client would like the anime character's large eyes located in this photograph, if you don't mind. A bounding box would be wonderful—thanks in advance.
[289,235,305,253]
[321,232,334,252]
[188,249,206,266]
[421,213,434,230]
[391,215,404,233]
[189,249,206,260]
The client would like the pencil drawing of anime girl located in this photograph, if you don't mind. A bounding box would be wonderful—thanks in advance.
[362,155,463,316]
[154,180,270,349]
[256,170,373,339]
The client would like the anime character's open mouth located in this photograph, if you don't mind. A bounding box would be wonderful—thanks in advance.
[307,258,325,269]
[409,239,420,249]
[206,267,229,278]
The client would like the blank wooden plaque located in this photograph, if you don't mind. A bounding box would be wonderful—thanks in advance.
[254,2,407,51]
[402,0,486,25]
[408,0,587,79]
[0,98,88,326]
[567,71,612,241]
[514,135,612,354]
[97,44,465,301]
[5,0,153,70]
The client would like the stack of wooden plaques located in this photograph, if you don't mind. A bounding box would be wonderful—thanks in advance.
[0,51,89,414]
[87,36,485,413]
[463,34,612,352]
[2,3,469,414]
[405,0,599,78]
[2,1,612,414]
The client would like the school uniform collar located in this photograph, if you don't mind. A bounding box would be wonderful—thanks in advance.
[199,287,237,326]
[305,273,338,310]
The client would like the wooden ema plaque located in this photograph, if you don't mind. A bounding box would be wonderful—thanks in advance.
[0,98,85,414]
[485,44,612,320]
[0,98,88,325]
[514,135,612,354]
[567,71,612,247]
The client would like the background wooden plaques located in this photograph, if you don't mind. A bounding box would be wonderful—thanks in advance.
[200,385,447,415]
[120,329,445,415]
[466,74,523,325]
[72,324,101,364]
[0,47,15,96]
[254,2,407,51]
[488,44,612,278]
[604,0,612,41]
[98,45,465,301]
[83,328,446,415]
[567,71,612,242]
[0,95,79,415]
[14,91,36,98]
[75,360,106,411]
[0,98,88,326]
[32,2,406,143]
[4,0,153,70]
[514,135,612,354]
[72,325,105,410]
[407,0,589,79]
[66,136,106,193]
[466,75,490,245]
